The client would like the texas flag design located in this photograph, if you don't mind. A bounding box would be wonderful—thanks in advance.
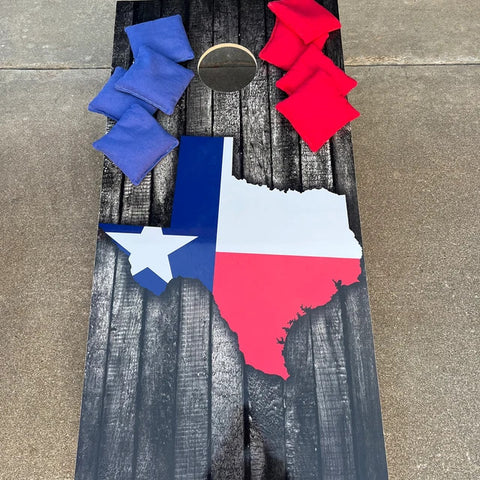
[101,136,362,378]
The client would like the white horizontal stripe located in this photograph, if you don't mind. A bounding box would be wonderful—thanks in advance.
[216,138,362,259]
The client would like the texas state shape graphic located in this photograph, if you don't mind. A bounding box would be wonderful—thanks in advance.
[101,136,362,379]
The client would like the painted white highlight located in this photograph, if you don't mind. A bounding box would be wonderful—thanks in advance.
[106,227,197,282]
[216,138,362,259]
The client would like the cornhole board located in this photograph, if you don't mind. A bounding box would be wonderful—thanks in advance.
[75,1,389,479]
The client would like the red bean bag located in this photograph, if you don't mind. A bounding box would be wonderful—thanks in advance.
[276,70,359,152]
[276,44,357,96]
[268,0,341,44]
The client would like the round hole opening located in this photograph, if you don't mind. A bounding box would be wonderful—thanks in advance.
[198,43,257,92]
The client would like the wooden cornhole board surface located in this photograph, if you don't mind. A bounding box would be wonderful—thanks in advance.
[75,1,388,479]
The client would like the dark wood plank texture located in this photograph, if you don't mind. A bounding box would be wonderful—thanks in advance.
[210,302,245,479]
[310,295,356,479]
[239,0,273,188]
[76,1,388,479]
[173,280,211,479]
[284,312,323,480]
[134,284,180,480]
[212,0,242,177]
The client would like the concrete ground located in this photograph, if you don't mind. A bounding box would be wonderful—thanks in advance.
[0,0,478,478]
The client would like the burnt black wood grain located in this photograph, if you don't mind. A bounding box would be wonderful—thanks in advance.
[173,279,211,479]
[283,312,323,480]
[94,6,156,475]
[310,295,356,479]
[76,1,388,479]
[210,299,245,479]
[339,272,389,480]
[212,0,242,178]
[134,284,180,479]
[151,0,183,226]
[208,4,246,475]
[263,9,302,193]
[239,0,273,188]
[75,234,118,480]
[247,368,287,480]
[185,0,214,136]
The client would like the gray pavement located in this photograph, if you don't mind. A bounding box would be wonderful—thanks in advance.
[0,0,116,68]
[1,1,479,479]
[0,69,109,480]
[340,0,480,65]
[349,64,480,479]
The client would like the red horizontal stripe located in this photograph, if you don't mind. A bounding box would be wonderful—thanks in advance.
[213,253,361,378]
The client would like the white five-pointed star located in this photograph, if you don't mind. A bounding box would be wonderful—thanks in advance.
[107,226,197,282]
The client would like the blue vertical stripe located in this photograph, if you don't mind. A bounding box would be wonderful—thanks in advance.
[165,136,224,290]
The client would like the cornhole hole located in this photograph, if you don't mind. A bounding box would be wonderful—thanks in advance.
[75,1,388,479]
